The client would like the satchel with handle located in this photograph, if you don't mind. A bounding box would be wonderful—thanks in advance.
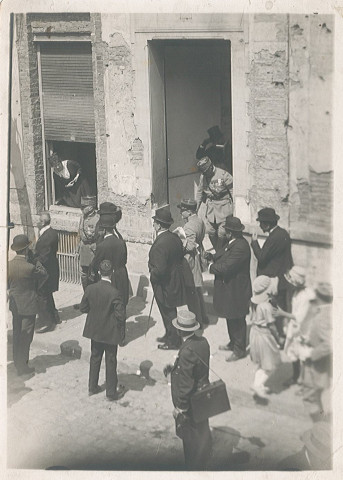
[187,347,231,423]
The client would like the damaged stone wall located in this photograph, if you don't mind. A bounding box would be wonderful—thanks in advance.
[247,14,290,226]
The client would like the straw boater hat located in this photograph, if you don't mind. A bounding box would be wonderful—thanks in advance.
[251,275,274,304]
[172,310,200,332]
[11,234,31,252]
[152,205,174,226]
[177,199,197,212]
[284,266,306,288]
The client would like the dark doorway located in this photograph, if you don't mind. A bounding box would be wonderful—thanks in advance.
[149,39,232,223]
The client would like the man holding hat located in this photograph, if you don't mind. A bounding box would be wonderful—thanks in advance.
[207,216,252,361]
[196,125,231,172]
[80,259,126,401]
[78,196,100,291]
[91,202,129,306]
[195,156,233,251]
[8,234,47,375]
[176,199,209,326]
[251,207,293,325]
[168,310,212,469]
[148,205,188,350]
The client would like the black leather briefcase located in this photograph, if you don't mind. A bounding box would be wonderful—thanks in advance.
[190,379,231,423]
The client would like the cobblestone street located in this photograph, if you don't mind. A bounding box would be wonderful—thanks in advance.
[7,279,313,471]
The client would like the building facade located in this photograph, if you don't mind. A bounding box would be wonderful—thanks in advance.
[9,12,333,284]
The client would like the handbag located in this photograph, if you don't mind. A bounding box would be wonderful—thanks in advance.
[187,347,231,423]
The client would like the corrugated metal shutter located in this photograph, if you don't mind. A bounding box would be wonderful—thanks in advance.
[40,42,95,143]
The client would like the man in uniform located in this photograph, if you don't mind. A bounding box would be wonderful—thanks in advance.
[207,216,252,361]
[8,234,47,375]
[168,310,212,470]
[148,205,188,350]
[196,156,233,252]
[33,211,61,333]
[78,196,99,291]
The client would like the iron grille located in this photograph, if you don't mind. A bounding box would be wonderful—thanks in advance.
[57,231,81,284]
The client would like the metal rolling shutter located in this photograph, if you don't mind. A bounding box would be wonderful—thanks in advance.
[40,42,95,143]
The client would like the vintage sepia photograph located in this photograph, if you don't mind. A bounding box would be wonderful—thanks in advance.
[1,0,341,476]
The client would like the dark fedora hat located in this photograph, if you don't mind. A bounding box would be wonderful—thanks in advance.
[11,234,31,252]
[177,199,197,212]
[224,216,245,232]
[152,205,174,226]
[99,214,116,228]
[207,125,223,143]
[99,202,119,215]
[256,207,280,222]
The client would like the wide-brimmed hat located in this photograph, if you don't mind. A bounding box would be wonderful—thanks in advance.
[177,199,197,212]
[11,234,32,252]
[256,208,280,222]
[152,205,174,226]
[284,266,306,288]
[99,214,116,228]
[81,196,97,207]
[172,310,200,331]
[315,282,333,301]
[99,259,113,276]
[251,275,273,304]
[224,216,245,232]
[207,125,223,143]
[197,157,212,173]
[301,421,332,469]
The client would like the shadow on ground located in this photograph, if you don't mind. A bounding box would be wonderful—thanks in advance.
[125,316,157,344]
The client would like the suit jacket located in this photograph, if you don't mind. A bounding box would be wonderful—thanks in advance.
[148,230,188,308]
[91,233,129,306]
[195,167,233,223]
[80,279,126,345]
[183,214,206,287]
[251,225,293,288]
[171,335,210,412]
[8,255,48,316]
[210,236,252,318]
[34,227,60,293]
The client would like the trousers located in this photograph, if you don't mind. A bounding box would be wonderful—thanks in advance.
[181,417,212,470]
[89,340,118,397]
[12,312,35,372]
[226,317,247,358]
[37,291,57,328]
[203,218,227,251]
[154,292,181,347]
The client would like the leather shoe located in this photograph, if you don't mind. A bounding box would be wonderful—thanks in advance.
[36,325,55,334]
[158,343,180,351]
[219,343,233,352]
[88,385,103,396]
[225,353,244,362]
[106,385,126,401]
[156,335,168,343]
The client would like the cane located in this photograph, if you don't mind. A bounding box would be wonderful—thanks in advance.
[145,293,155,337]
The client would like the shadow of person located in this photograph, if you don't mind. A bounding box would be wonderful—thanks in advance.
[124,315,156,345]
[58,304,84,322]
[7,363,33,407]
[126,296,147,317]
[30,352,79,374]
[265,361,293,394]
[117,373,152,392]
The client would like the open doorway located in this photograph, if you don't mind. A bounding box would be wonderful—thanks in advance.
[149,39,232,224]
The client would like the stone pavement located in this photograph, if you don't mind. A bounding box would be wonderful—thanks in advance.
[7,280,313,471]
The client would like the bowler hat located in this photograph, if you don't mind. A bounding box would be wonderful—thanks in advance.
[99,202,119,216]
[81,196,97,207]
[207,125,223,143]
[99,214,116,228]
[152,205,174,226]
[301,421,332,469]
[99,259,113,276]
[256,208,280,222]
[284,266,306,288]
[172,310,200,332]
[197,157,212,173]
[224,216,245,232]
[315,282,333,301]
[177,199,197,212]
[11,234,31,252]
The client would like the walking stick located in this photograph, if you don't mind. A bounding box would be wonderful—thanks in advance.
[145,293,155,337]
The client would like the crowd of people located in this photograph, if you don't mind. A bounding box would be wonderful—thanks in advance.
[7,143,332,470]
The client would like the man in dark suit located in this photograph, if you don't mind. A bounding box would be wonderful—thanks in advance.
[251,207,293,332]
[33,211,60,333]
[91,203,129,306]
[168,310,212,470]
[148,205,188,350]
[80,260,126,401]
[207,216,252,361]
[8,235,47,375]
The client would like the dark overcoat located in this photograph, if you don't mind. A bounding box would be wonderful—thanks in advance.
[80,279,126,345]
[210,236,252,318]
[251,225,293,289]
[91,233,129,306]
[8,255,48,316]
[183,214,206,287]
[171,335,210,412]
[34,227,60,293]
[148,230,188,308]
